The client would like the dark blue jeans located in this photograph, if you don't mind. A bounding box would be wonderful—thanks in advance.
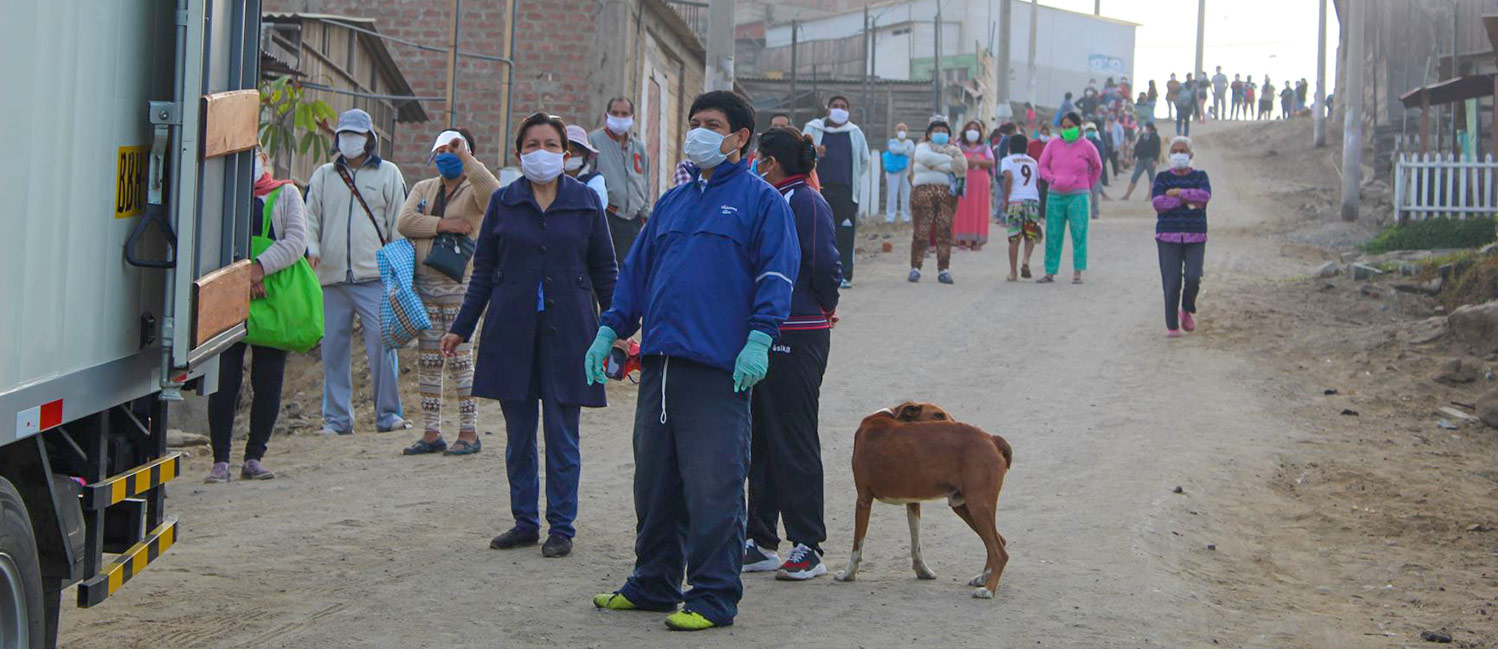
[500,398,582,538]
[619,356,751,626]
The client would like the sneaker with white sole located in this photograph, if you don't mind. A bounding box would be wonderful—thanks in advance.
[775,543,827,581]
[741,539,781,573]
[204,462,231,483]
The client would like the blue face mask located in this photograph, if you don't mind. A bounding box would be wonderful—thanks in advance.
[930,132,949,146]
[434,152,464,180]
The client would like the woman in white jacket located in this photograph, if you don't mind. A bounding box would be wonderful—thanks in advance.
[908,119,966,284]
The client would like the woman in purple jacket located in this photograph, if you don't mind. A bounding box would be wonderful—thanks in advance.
[1151,136,1211,337]
[440,113,618,557]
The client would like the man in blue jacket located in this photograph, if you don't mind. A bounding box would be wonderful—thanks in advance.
[584,90,800,632]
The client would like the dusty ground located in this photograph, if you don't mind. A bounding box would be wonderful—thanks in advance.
[59,119,1496,648]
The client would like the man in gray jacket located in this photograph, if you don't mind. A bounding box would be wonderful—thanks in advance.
[305,108,408,435]
[803,96,870,288]
[589,97,652,263]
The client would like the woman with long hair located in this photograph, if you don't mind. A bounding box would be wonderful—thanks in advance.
[954,119,994,250]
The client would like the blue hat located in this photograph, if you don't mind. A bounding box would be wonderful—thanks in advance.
[335,108,374,135]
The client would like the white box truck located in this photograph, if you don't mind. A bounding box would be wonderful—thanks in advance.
[0,1,263,646]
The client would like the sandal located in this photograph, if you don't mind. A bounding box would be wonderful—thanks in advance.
[1021,264,1032,279]
[1036,275,1055,283]
[444,439,483,456]
[402,437,447,455]
[1072,276,1085,284]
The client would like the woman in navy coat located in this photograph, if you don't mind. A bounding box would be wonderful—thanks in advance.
[443,113,618,558]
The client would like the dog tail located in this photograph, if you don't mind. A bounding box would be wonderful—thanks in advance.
[990,435,1013,469]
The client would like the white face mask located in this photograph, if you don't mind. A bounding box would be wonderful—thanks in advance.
[828,108,850,125]
[520,150,565,183]
[965,129,980,143]
[684,127,730,169]
[564,157,585,172]
[606,114,633,135]
[1169,152,1192,170]
[896,130,907,140]
[337,133,368,159]
[253,156,265,180]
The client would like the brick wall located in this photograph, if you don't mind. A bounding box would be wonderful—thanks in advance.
[262,0,705,195]
[263,0,511,182]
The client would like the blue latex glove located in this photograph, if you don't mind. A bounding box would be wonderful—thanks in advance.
[732,330,774,393]
[584,326,618,385]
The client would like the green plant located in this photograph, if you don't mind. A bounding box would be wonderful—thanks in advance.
[258,76,338,165]
[1359,216,1498,254]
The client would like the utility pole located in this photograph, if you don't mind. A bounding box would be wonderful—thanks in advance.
[445,0,462,128]
[1313,0,1327,147]
[996,0,1012,121]
[933,6,943,117]
[1094,0,1100,15]
[789,19,799,126]
[1027,0,1038,106]
[1340,0,1364,221]
[705,0,735,91]
[863,6,872,125]
[1193,0,1205,83]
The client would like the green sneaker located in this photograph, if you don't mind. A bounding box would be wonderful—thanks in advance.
[592,593,637,611]
[664,610,717,631]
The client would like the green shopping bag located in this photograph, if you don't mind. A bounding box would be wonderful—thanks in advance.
[244,186,324,353]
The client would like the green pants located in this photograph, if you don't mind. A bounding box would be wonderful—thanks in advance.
[1044,191,1090,275]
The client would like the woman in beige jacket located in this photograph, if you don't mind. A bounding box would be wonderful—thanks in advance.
[397,128,501,456]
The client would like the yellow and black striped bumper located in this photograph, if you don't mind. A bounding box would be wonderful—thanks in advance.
[83,453,181,510]
[77,516,177,608]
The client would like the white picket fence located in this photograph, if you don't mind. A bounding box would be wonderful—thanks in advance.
[1393,153,1498,222]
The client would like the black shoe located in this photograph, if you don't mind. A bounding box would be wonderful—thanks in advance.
[542,534,573,558]
[489,527,539,550]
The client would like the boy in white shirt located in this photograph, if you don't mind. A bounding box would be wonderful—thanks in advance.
[998,134,1042,282]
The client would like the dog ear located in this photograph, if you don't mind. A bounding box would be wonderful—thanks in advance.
[897,403,923,421]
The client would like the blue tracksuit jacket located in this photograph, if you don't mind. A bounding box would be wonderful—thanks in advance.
[600,157,800,372]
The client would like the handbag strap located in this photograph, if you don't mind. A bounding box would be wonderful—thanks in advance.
[257,186,281,241]
[335,162,388,245]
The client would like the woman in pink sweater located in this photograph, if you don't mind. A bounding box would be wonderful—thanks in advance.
[1037,112,1103,284]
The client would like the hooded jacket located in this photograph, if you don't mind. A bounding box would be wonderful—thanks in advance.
[774,176,841,330]
[600,157,800,372]
[305,135,407,285]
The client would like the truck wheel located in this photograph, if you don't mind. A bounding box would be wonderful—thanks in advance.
[0,479,43,649]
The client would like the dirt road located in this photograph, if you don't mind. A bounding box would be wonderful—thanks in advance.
[60,124,1353,648]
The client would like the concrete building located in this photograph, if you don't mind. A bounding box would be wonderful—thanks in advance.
[747,0,1136,126]
[262,0,705,200]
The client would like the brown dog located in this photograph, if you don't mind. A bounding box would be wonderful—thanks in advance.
[833,402,1013,598]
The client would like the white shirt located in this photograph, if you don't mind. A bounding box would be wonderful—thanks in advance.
[999,154,1040,202]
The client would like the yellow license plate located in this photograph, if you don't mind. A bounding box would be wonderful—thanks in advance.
[115,146,149,219]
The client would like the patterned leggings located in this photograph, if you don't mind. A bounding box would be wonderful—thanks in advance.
[910,184,956,270]
[415,274,476,435]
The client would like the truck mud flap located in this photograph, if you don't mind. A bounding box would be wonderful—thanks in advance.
[77,516,177,607]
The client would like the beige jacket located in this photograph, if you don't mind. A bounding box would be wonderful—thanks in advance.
[396,156,501,282]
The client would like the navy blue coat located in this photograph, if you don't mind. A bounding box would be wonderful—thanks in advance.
[449,175,618,406]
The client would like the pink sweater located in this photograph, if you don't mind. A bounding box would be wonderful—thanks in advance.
[1037,138,1103,194]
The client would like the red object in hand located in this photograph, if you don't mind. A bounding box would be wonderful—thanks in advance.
[604,339,642,381]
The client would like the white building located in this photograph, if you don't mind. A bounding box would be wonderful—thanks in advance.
[761,0,1137,120]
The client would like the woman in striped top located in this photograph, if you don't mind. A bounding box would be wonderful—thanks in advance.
[1151,136,1211,337]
